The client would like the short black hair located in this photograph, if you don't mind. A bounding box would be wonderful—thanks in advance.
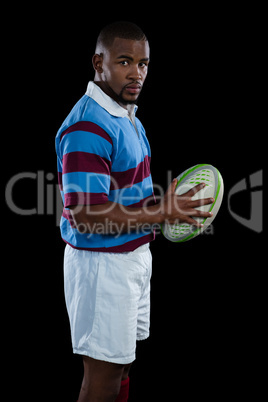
[95,21,147,52]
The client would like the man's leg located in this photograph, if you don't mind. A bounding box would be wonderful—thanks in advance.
[115,378,129,402]
[78,356,132,402]
[114,364,131,402]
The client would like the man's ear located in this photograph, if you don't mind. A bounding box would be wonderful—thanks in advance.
[92,53,103,73]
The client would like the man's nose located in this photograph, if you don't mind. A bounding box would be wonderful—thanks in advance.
[127,64,142,80]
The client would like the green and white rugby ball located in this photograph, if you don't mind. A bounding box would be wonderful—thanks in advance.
[161,164,224,242]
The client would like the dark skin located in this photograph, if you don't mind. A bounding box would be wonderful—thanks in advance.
[93,37,150,108]
[74,37,214,402]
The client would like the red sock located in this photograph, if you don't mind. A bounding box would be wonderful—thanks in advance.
[115,377,130,402]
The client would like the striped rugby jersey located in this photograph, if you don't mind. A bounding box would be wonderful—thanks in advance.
[55,81,155,252]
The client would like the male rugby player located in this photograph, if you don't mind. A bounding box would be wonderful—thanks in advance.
[56,21,214,402]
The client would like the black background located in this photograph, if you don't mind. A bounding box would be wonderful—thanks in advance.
[4,6,265,401]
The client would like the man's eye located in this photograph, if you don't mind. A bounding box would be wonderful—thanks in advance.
[120,61,129,66]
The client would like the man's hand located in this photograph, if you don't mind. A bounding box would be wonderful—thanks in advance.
[160,179,215,228]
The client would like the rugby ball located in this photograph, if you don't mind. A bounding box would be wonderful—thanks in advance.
[161,164,224,242]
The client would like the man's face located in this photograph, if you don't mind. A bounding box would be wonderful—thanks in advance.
[97,38,150,107]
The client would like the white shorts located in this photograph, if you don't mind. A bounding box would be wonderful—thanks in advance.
[64,243,152,365]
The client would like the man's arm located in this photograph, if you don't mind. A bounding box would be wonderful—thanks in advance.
[70,180,214,234]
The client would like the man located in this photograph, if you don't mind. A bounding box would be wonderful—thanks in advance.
[56,21,214,402]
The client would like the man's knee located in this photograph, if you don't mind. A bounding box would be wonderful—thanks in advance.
[122,363,132,381]
[78,356,125,401]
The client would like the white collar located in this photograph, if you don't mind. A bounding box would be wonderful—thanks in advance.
[85,81,138,120]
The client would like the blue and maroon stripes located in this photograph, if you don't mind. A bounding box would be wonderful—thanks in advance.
[110,155,151,190]
[63,152,111,176]
[60,121,113,145]
[59,121,112,208]
[59,120,152,205]
[55,90,155,252]
[57,119,154,211]
[62,233,154,253]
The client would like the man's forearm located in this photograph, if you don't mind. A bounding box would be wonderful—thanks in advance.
[70,180,214,234]
[70,201,164,234]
